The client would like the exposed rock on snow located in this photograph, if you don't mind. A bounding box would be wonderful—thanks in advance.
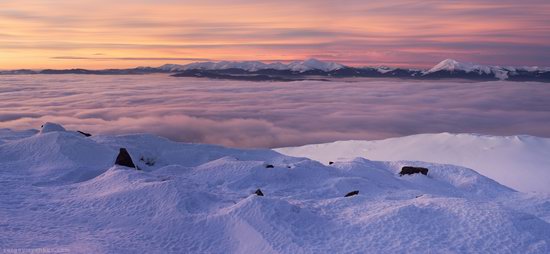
[77,130,92,137]
[140,155,156,166]
[255,189,264,196]
[400,166,429,176]
[115,148,136,169]
[344,190,359,197]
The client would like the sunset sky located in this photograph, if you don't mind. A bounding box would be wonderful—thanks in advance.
[1,0,549,69]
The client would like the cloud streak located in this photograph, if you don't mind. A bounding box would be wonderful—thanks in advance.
[1,75,550,148]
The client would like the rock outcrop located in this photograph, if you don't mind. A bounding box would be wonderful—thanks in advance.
[115,148,136,169]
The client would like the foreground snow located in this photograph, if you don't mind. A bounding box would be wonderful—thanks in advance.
[1,125,549,253]
[276,133,550,193]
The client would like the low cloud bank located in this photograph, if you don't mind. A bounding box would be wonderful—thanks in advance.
[1,75,550,148]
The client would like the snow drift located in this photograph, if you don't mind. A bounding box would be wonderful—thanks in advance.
[1,124,549,253]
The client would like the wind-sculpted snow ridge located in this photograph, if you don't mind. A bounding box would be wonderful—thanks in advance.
[1,124,550,253]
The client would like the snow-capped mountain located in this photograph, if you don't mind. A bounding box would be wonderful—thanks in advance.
[286,58,345,72]
[179,58,344,72]
[179,61,276,72]
[423,59,550,80]
[423,59,509,79]
[1,123,549,253]
[173,58,549,81]
[426,59,494,74]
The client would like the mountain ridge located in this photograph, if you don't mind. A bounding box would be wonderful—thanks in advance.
[2,58,550,82]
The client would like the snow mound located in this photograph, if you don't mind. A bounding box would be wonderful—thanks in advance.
[0,130,115,185]
[40,122,66,134]
[1,127,549,253]
[275,133,550,193]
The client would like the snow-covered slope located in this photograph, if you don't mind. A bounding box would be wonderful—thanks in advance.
[1,124,549,253]
[276,133,550,193]
[423,59,509,79]
[426,59,496,74]
[424,59,550,80]
[178,58,344,72]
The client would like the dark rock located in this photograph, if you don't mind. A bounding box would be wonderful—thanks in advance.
[255,189,264,196]
[345,190,359,197]
[399,166,428,176]
[265,164,274,168]
[77,130,92,137]
[329,161,334,165]
[115,148,136,169]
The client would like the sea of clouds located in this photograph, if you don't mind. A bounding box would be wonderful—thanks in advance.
[1,74,550,148]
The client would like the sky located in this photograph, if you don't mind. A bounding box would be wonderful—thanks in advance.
[1,0,550,69]
[2,75,550,148]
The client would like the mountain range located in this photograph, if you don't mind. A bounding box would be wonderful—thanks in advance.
[2,59,550,82]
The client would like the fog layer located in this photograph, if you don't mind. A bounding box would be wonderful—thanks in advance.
[1,74,549,148]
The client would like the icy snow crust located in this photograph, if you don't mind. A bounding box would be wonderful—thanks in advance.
[1,125,550,253]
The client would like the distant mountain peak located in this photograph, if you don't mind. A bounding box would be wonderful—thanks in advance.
[427,59,486,73]
[424,59,511,80]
